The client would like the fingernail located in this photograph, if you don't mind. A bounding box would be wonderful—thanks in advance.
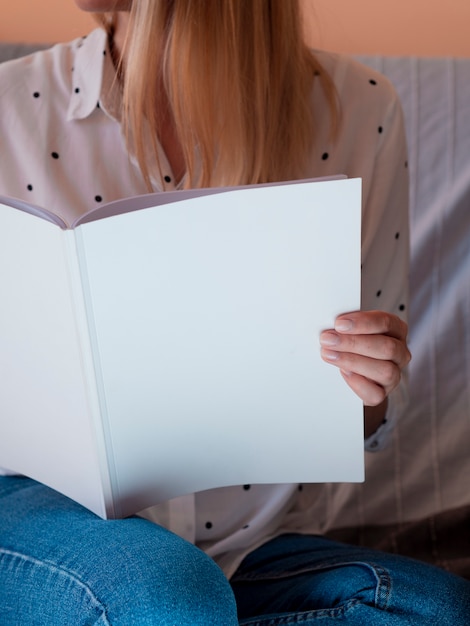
[335,319,353,332]
[321,349,339,361]
[320,331,340,347]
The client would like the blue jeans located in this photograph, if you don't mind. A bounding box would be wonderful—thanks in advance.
[232,533,470,624]
[1,477,469,625]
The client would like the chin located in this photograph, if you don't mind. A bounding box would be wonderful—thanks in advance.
[74,0,132,12]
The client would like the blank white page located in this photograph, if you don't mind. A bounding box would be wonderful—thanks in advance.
[76,178,363,517]
[0,203,108,517]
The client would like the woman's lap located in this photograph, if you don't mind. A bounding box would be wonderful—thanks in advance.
[231,533,470,625]
[2,477,470,625]
[0,476,238,625]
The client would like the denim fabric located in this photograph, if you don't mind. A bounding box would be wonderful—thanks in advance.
[0,477,238,625]
[231,533,470,624]
[2,477,470,625]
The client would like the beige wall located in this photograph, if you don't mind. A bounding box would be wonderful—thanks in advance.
[0,0,95,44]
[1,0,470,57]
[302,0,470,57]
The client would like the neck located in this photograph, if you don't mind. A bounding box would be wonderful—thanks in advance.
[111,12,131,64]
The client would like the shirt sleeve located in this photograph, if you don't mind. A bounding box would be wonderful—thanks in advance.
[360,85,410,451]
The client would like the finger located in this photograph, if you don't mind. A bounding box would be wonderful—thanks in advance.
[319,330,411,368]
[334,310,408,341]
[321,349,402,392]
[340,370,387,407]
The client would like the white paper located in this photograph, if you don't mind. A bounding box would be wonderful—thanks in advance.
[0,207,107,516]
[76,178,363,517]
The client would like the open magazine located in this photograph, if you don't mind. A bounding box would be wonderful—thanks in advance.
[0,177,363,519]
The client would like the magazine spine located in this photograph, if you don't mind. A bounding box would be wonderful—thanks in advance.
[63,230,117,518]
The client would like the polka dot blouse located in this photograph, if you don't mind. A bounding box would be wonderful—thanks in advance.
[0,29,409,578]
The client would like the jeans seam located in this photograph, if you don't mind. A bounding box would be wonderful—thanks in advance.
[370,563,392,610]
[238,598,363,624]
[233,560,393,612]
[0,548,111,625]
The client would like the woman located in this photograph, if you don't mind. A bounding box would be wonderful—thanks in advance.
[0,1,468,624]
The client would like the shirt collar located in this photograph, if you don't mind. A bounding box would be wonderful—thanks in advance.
[67,28,122,123]
[65,28,178,191]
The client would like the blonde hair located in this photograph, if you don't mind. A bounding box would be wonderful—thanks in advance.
[97,1,337,189]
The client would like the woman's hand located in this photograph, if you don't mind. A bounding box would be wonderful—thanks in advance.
[320,310,411,436]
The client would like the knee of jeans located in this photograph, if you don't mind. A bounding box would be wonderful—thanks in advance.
[85,520,238,624]
[0,548,110,625]
[155,544,239,626]
[1,526,238,626]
